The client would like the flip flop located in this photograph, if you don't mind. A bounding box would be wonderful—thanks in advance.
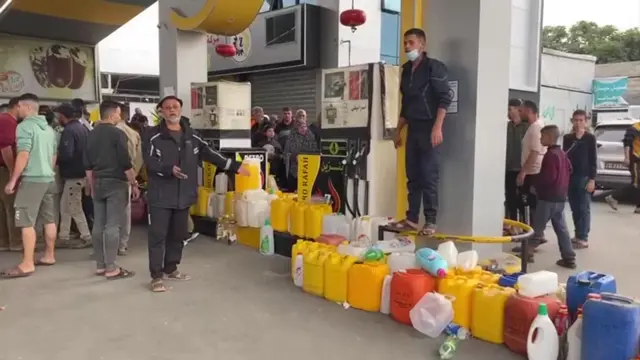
[165,270,191,281]
[106,268,135,281]
[0,265,34,279]
[387,219,419,232]
[150,279,167,292]
[35,259,56,266]
[419,223,437,236]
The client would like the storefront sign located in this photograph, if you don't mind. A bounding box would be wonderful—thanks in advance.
[207,29,252,64]
[593,77,629,108]
[0,36,97,101]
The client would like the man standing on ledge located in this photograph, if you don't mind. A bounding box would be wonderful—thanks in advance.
[390,27,452,236]
[144,96,249,293]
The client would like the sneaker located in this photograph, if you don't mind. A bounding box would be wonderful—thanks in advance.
[605,195,619,211]
[183,232,200,246]
[117,247,128,256]
[556,258,577,269]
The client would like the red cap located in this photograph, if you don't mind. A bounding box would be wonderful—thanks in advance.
[437,269,447,278]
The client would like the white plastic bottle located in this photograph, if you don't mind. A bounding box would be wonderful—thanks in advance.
[215,173,228,194]
[259,218,275,255]
[566,310,583,360]
[293,254,304,287]
[527,303,559,360]
[380,275,392,314]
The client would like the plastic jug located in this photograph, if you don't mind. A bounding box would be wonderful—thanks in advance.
[438,276,478,329]
[352,216,375,246]
[214,173,228,194]
[336,242,367,259]
[498,272,525,288]
[270,198,292,232]
[517,271,559,298]
[582,293,640,360]
[212,194,225,218]
[376,237,416,254]
[316,234,347,247]
[259,219,274,256]
[526,303,559,360]
[456,250,479,272]
[304,205,329,240]
[247,199,269,228]
[322,213,348,235]
[224,191,235,217]
[234,199,249,227]
[347,262,390,312]
[504,294,562,355]
[289,202,307,237]
[471,284,516,344]
[323,253,357,303]
[235,158,262,192]
[437,241,458,268]
[390,269,436,325]
[415,248,447,278]
[473,271,501,285]
[387,252,418,273]
[206,193,216,218]
[380,275,392,315]
[291,240,314,280]
[195,187,213,216]
[303,249,331,296]
[566,311,583,360]
[567,271,617,320]
[409,292,454,338]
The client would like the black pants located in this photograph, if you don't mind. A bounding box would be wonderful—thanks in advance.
[405,130,441,224]
[609,161,640,206]
[148,206,189,279]
[82,192,94,231]
[505,170,525,221]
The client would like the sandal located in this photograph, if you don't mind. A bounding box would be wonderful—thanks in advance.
[165,270,191,281]
[387,219,419,232]
[35,259,56,266]
[572,241,589,249]
[419,223,437,236]
[556,258,577,269]
[0,265,34,279]
[105,268,135,281]
[150,279,167,292]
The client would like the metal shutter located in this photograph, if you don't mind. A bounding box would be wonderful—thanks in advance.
[249,68,319,122]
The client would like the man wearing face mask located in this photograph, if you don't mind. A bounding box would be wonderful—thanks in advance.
[390,27,452,236]
[143,95,250,292]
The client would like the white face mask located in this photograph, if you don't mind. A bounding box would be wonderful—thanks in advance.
[406,49,420,61]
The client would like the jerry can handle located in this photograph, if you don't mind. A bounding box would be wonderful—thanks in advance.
[576,272,598,285]
[598,292,634,305]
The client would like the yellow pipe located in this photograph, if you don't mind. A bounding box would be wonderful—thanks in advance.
[396,0,424,220]
[400,219,533,244]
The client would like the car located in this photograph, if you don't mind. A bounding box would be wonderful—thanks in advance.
[594,119,634,189]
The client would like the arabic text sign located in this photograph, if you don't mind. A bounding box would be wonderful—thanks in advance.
[593,77,629,108]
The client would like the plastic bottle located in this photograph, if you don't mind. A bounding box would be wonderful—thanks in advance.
[439,336,458,359]
[437,241,458,268]
[380,275,392,315]
[416,248,448,277]
[527,303,559,360]
[259,219,274,256]
[517,271,559,298]
[457,250,478,271]
[566,309,583,360]
[293,254,304,287]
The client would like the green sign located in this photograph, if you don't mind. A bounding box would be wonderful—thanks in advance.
[593,77,628,108]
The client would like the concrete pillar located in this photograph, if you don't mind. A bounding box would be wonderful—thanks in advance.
[157,0,208,114]
[426,0,511,258]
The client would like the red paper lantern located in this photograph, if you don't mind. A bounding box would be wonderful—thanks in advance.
[340,9,366,32]
[215,43,236,58]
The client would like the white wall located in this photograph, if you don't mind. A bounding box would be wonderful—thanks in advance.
[97,2,159,76]
[539,48,596,134]
[509,0,542,92]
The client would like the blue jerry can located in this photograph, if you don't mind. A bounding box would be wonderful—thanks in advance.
[582,293,640,360]
[567,271,616,319]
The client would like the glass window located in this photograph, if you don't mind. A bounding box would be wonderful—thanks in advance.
[380,12,400,62]
[266,12,296,45]
[594,125,627,143]
[382,0,401,13]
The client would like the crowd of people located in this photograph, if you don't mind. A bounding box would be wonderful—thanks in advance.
[0,93,248,292]
[249,106,320,190]
[505,98,640,269]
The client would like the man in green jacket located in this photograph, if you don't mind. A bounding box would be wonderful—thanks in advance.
[1,93,58,278]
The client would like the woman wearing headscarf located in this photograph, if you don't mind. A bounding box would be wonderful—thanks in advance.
[283,114,318,191]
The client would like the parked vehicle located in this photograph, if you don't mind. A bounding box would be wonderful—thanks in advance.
[594,120,634,189]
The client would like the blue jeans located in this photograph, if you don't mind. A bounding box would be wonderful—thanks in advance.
[533,200,575,261]
[405,130,441,224]
[568,175,591,241]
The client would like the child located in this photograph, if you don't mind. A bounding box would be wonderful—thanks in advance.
[533,125,576,269]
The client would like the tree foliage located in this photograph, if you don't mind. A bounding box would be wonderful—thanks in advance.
[543,21,640,64]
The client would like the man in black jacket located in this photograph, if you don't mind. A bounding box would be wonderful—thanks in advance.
[390,27,452,236]
[55,103,92,248]
[144,95,248,292]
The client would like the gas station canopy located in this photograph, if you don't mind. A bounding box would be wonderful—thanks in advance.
[0,0,263,45]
